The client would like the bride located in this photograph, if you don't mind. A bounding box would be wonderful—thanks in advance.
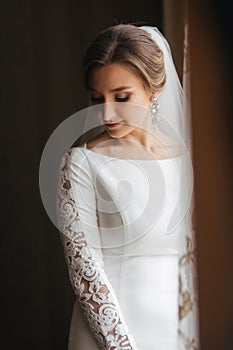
[56,23,200,349]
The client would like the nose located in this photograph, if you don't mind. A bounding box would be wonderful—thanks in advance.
[102,102,117,123]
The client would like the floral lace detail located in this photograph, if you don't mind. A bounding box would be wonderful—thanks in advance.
[56,149,138,350]
[178,215,200,349]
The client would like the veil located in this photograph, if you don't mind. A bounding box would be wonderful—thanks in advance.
[139,26,199,348]
[140,26,190,149]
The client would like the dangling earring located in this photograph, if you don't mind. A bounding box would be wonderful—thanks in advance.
[150,95,160,125]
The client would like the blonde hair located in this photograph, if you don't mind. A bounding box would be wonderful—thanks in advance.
[82,23,166,94]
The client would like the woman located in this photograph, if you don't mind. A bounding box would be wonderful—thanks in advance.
[56,24,200,349]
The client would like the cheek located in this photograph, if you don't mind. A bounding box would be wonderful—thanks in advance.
[132,91,150,105]
[116,101,149,128]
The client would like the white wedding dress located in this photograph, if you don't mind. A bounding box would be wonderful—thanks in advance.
[56,143,200,350]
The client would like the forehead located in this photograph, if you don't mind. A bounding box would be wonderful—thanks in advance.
[88,62,144,91]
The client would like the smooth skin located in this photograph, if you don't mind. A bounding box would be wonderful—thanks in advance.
[86,62,182,159]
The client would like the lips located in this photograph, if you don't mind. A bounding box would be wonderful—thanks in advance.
[105,121,123,128]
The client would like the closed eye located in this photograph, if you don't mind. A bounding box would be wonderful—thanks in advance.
[116,96,130,102]
[90,95,131,103]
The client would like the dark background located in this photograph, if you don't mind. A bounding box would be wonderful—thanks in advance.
[1,1,233,349]
[1,1,163,349]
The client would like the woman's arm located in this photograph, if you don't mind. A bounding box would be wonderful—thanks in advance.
[56,148,138,350]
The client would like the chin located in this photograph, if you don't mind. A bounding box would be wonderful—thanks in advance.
[105,125,135,139]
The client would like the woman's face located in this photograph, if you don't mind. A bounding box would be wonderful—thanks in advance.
[87,62,155,138]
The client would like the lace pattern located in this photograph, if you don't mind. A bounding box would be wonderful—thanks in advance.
[56,148,138,350]
[178,220,201,349]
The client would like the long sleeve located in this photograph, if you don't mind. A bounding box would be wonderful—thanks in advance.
[56,148,138,350]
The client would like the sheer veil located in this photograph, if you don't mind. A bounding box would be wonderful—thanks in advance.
[140,26,189,150]
[138,26,200,348]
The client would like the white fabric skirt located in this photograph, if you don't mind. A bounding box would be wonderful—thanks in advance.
[68,254,179,350]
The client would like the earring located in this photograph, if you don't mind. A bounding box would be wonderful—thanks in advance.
[150,95,160,124]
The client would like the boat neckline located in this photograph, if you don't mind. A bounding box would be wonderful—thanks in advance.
[73,145,186,162]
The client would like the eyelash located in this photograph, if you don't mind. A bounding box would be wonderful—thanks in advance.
[90,95,131,103]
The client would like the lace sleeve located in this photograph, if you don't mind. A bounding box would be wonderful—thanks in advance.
[56,148,138,350]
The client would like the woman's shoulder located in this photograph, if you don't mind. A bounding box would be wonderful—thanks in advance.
[60,145,90,170]
[71,129,185,159]
[67,132,109,159]
[85,131,110,150]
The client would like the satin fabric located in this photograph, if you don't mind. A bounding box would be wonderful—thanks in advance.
[67,144,187,350]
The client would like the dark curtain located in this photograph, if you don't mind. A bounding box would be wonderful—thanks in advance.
[1,1,162,349]
[189,1,233,349]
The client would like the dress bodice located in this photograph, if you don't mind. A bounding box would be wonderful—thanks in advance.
[73,143,188,258]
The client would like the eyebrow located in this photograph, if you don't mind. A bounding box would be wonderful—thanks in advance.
[88,86,133,93]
